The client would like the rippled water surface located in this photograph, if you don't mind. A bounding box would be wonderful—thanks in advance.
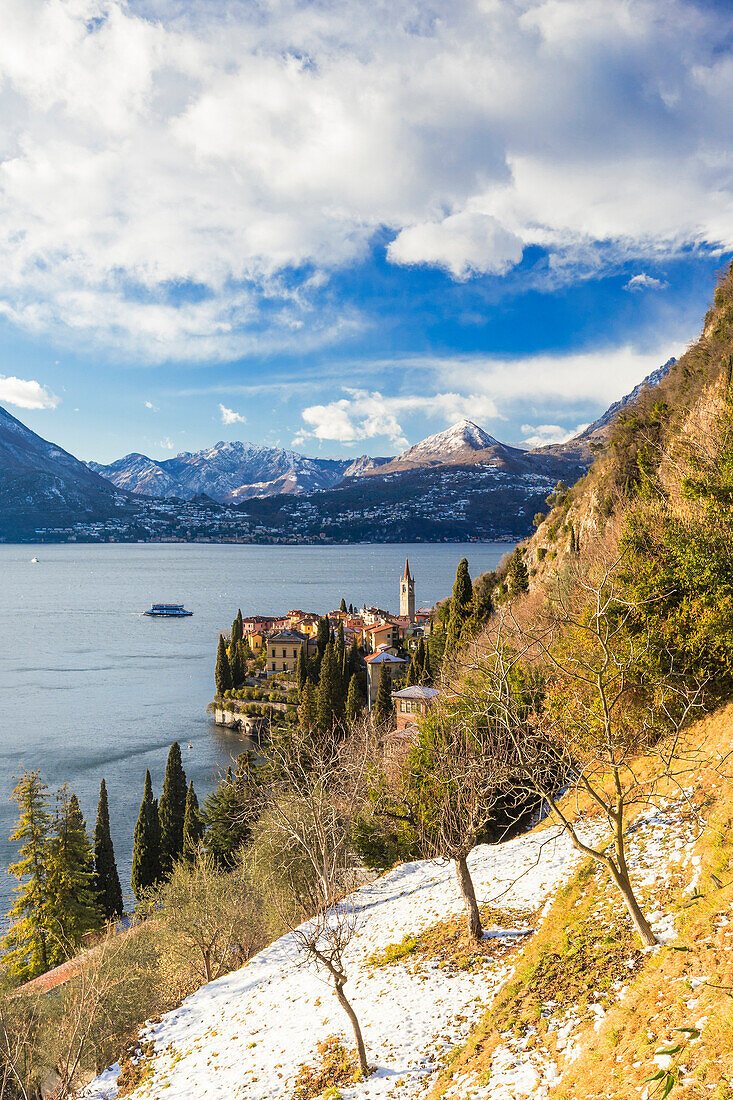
[0,541,510,913]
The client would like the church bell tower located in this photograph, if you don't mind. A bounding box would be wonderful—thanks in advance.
[400,558,415,622]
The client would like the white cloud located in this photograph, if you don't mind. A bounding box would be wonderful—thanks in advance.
[219,403,247,425]
[0,0,731,356]
[0,374,59,409]
[388,213,524,279]
[158,437,175,450]
[625,273,669,292]
[144,400,158,411]
[295,388,500,449]
[520,422,589,448]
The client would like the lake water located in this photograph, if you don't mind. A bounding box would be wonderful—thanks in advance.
[0,541,511,915]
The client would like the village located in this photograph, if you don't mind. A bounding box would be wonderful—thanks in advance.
[212,559,441,740]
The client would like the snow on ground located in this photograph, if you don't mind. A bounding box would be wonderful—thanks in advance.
[81,802,698,1100]
[81,824,591,1100]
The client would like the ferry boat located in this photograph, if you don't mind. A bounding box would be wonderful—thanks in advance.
[144,603,193,618]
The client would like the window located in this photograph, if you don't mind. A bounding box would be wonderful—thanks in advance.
[400,701,407,712]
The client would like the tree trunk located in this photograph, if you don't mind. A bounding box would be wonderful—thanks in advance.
[607,861,657,947]
[454,854,482,941]
[334,978,369,1079]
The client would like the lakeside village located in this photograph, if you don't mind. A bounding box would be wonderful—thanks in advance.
[211,559,447,751]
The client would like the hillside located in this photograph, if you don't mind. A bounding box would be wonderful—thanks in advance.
[0,404,130,538]
[82,703,731,1100]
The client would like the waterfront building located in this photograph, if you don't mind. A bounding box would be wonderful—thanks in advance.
[266,630,311,676]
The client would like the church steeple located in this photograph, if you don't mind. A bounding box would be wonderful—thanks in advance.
[400,558,415,622]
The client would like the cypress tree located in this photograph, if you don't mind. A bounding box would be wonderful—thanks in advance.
[93,779,123,920]
[347,637,360,680]
[231,609,243,647]
[295,645,308,692]
[336,621,345,664]
[372,664,394,727]
[159,742,188,875]
[182,781,205,862]
[346,673,365,721]
[340,598,347,613]
[445,558,473,653]
[2,771,52,980]
[131,770,161,901]
[348,603,354,614]
[317,641,344,732]
[508,548,530,596]
[215,634,233,696]
[230,642,246,688]
[46,790,103,964]
[405,654,417,686]
[316,615,331,658]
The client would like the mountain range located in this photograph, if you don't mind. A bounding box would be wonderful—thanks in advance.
[87,360,676,506]
[0,360,675,541]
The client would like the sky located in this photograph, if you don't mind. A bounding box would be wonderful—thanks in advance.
[1,0,733,463]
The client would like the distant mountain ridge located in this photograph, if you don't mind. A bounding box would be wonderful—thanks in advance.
[88,441,391,503]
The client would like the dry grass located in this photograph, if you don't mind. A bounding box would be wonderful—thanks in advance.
[426,704,733,1100]
[367,903,535,974]
[289,1035,361,1100]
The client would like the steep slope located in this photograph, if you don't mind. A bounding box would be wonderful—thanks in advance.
[0,405,129,538]
[531,357,676,466]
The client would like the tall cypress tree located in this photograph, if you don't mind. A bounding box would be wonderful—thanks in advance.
[346,672,365,721]
[445,558,473,653]
[422,643,433,685]
[46,790,103,965]
[347,637,360,680]
[215,634,233,696]
[3,771,52,980]
[372,664,394,727]
[508,548,530,596]
[295,645,308,692]
[340,598,347,613]
[316,641,344,732]
[316,615,331,658]
[182,781,205,862]
[159,742,188,875]
[93,779,123,920]
[131,770,161,901]
[231,609,243,647]
[230,642,246,688]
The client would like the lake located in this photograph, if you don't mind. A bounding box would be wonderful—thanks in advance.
[0,541,511,915]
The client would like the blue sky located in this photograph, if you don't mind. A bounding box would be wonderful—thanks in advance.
[1,0,732,462]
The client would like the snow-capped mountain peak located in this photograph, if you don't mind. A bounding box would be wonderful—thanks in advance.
[395,419,502,463]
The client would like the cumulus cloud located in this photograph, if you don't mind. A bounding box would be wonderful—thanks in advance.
[219,403,247,425]
[0,374,59,409]
[144,400,158,411]
[388,213,524,279]
[158,437,175,450]
[625,273,669,291]
[295,388,500,449]
[0,0,731,356]
[520,422,589,448]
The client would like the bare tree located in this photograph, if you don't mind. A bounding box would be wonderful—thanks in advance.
[257,721,375,1078]
[455,547,706,947]
[155,849,267,989]
[378,705,524,942]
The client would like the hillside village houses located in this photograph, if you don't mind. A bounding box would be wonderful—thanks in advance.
[243,559,432,689]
